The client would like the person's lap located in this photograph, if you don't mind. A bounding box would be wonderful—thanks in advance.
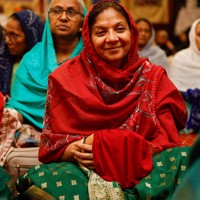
[16,146,192,200]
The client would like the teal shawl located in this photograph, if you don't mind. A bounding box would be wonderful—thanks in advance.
[6,18,85,129]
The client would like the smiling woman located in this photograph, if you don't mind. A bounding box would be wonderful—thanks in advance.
[90,6,131,68]
[16,1,191,199]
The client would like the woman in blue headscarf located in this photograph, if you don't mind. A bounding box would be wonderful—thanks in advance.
[0,9,44,96]
[0,0,87,167]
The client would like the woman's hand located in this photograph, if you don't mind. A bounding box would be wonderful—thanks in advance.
[72,143,94,169]
[72,134,95,169]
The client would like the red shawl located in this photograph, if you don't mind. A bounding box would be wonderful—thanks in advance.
[39,1,187,189]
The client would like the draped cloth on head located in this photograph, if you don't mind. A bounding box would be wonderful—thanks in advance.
[168,18,200,92]
[6,7,87,129]
[0,9,44,95]
[137,20,168,69]
[40,1,187,188]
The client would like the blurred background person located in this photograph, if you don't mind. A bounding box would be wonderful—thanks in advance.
[168,18,200,133]
[168,18,200,94]
[155,29,175,56]
[174,28,190,53]
[136,18,169,70]
[0,9,44,97]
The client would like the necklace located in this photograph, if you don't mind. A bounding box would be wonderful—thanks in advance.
[58,58,69,65]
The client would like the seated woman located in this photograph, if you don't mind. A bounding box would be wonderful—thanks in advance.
[168,18,200,133]
[0,9,44,96]
[136,18,169,70]
[17,1,191,199]
[0,0,86,166]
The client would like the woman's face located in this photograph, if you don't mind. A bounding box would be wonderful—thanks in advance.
[49,0,83,38]
[136,21,151,50]
[195,22,200,50]
[4,17,27,56]
[91,8,131,68]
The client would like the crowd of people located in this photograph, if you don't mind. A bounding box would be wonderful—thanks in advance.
[0,0,199,199]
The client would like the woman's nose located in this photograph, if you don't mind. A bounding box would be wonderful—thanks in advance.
[106,30,118,42]
[4,35,12,44]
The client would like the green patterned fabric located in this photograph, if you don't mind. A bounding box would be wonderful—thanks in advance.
[16,146,192,200]
[171,158,200,200]
[134,146,192,200]
[17,162,89,200]
[0,167,18,200]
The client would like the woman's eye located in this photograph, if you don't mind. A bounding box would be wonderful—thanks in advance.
[68,10,76,15]
[116,27,126,32]
[96,30,105,36]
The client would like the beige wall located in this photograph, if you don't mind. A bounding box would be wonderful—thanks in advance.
[84,0,169,24]
[0,0,169,24]
[120,0,169,23]
[0,0,41,15]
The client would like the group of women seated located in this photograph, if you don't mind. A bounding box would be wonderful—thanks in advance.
[0,0,200,199]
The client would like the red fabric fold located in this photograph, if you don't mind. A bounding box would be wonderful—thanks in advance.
[93,130,152,188]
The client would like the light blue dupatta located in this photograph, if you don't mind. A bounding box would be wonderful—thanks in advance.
[6,16,85,129]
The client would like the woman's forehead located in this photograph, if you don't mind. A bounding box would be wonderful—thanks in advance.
[51,0,80,8]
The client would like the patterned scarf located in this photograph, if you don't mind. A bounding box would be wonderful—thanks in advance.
[0,9,44,95]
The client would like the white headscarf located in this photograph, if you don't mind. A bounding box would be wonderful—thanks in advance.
[168,18,200,92]
[138,24,169,69]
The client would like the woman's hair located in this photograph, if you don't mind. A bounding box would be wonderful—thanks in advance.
[135,18,153,33]
[9,13,21,23]
[7,9,44,51]
[88,1,131,32]
[76,0,85,14]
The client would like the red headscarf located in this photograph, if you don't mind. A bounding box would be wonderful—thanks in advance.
[81,0,144,84]
[39,1,187,188]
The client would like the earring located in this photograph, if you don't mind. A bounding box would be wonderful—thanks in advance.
[79,28,82,32]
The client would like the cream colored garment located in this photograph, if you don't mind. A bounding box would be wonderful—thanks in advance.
[88,171,125,200]
[168,18,200,92]
[0,108,21,166]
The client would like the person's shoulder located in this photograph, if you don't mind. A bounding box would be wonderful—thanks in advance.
[173,48,189,58]
[22,41,43,59]
[50,56,81,78]
[155,45,167,57]
[143,60,166,74]
[170,48,190,65]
